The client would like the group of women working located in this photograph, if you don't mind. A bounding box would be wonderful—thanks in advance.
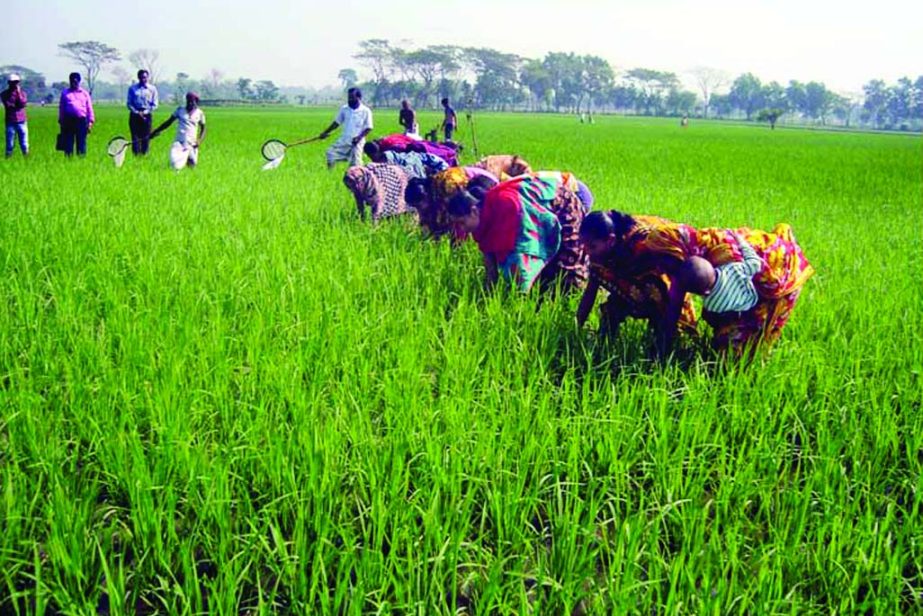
[342,133,814,358]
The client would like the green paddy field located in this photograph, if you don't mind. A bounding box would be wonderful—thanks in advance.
[0,106,920,613]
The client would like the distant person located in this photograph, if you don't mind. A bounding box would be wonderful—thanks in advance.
[58,72,94,157]
[126,69,159,155]
[440,97,457,142]
[318,87,373,170]
[2,73,28,157]
[151,92,206,170]
[398,99,419,137]
[681,114,689,128]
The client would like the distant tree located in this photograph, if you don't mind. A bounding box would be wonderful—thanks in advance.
[757,108,785,129]
[803,81,833,124]
[625,68,680,115]
[912,76,923,122]
[785,80,807,117]
[885,77,914,128]
[580,55,615,115]
[237,77,253,100]
[128,48,161,82]
[0,64,47,100]
[57,40,121,94]
[355,39,394,101]
[690,66,730,119]
[338,68,358,90]
[861,79,889,128]
[831,93,859,127]
[404,47,457,107]
[609,84,640,112]
[665,88,697,116]
[110,65,131,99]
[207,68,224,91]
[174,72,190,103]
[728,73,764,119]
[709,93,734,118]
[520,59,552,111]
[762,81,787,111]
[254,80,279,101]
[465,47,523,110]
[543,52,583,112]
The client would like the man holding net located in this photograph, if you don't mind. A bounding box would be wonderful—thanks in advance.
[317,87,373,170]
[150,92,206,171]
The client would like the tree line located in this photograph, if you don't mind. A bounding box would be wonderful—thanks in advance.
[343,39,921,131]
[3,39,920,131]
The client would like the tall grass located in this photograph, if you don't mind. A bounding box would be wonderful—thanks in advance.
[0,106,920,613]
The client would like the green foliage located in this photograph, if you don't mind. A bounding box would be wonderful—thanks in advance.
[0,107,920,614]
[57,40,121,95]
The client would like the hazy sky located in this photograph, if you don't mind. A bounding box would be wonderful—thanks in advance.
[4,0,921,94]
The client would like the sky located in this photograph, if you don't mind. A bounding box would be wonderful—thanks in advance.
[4,0,921,95]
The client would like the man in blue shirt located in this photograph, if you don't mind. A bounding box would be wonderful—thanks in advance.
[126,70,159,155]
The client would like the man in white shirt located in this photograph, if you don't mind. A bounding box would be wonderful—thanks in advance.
[151,92,206,170]
[317,87,373,170]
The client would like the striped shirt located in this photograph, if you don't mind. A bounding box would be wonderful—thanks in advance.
[702,240,763,313]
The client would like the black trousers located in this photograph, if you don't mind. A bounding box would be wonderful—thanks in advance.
[60,116,88,156]
[129,113,153,155]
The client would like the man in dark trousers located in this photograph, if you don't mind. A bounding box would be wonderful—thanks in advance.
[127,69,159,155]
[440,97,457,142]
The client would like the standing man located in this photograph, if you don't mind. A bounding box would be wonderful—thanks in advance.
[440,97,457,142]
[150,92,206,171]
[398,99,418,136]
[1,73,28,158]
[127,69,159,155]
[58,72,94,157]
[318,87,373,170]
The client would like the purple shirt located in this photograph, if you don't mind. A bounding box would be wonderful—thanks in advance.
[1,87,27,124]
[59,87,95,124]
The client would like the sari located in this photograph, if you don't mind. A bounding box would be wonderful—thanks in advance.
[531,171,594,213]
[474,155,533,180]
[382,150,448,179]
[475,175,588,293]
[636,221,814,349]
[597,214,813,349]
[342,164,412,221]
[590,215,699,334]
[417,167,499,240]
[376,133,459,167]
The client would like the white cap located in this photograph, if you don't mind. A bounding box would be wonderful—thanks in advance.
[8,73,21,82]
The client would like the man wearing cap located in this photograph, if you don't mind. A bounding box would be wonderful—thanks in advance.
[317,87,373,170]
[126,69,158,156]
[151,92,206,171]
[1,73,28,157]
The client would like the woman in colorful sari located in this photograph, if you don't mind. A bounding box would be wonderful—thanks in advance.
[474,154,532,180]
[364,140,448,179]
[577,210,813,356]
[404,166,499,240]
[531,170,594,213]
[342,163,413,222]
[372,133,459,166]
[448,174,589,295]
